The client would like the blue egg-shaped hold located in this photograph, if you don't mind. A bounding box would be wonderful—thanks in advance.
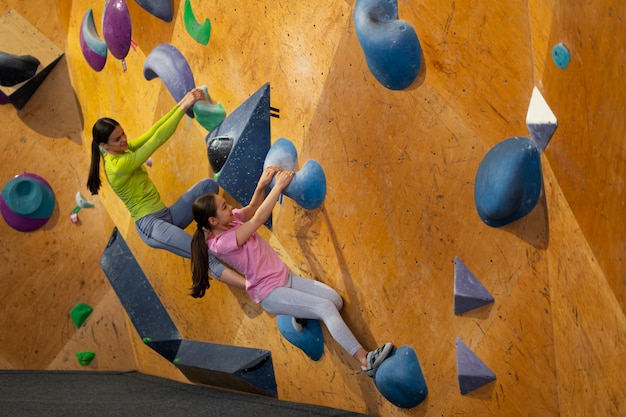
[354,0,422,90]
[374,345,428,408]
[474,137,542,227]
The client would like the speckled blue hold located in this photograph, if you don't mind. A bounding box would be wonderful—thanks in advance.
[474,137,542,227]
[276,315,324,361]
[374,345,428,409]
[354,0,422,90]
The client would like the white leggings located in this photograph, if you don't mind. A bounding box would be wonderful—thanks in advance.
[260,272,363,357]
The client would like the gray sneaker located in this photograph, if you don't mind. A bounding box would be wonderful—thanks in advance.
[364,342,393,377]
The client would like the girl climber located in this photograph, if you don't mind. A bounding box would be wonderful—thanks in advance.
[87,87,244,288]
[190,166,393,377]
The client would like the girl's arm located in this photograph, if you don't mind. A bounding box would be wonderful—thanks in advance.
[235,170,294,247]
[241,166,281,221]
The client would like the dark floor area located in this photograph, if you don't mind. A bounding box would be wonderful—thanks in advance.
[0,371,370,417]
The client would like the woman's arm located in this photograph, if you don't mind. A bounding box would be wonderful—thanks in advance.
[127,88,206,163]
[218,268,246,289]
[235,170,294,247]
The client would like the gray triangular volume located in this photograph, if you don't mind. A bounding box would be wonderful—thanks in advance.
[456,338,496,395]
[526,86,557,153]
[454,257,494,315]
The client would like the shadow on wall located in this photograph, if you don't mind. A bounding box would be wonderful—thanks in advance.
[16,57,84,145]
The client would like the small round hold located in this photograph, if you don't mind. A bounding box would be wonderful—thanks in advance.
[552,43,570,69]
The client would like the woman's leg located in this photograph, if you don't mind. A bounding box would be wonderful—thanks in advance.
[169,178,219,228]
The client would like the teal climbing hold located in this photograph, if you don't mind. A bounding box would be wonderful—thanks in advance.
[552,43,570,69]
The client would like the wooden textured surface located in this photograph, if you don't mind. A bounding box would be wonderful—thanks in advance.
[0,1,624,416]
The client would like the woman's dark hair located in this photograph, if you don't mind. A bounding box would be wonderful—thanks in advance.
[190,193,219,298]
[87,118,119,195]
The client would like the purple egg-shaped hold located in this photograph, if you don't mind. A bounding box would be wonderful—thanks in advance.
[143,44,196,116]
[102,0,132,60]
[80,9,108,71]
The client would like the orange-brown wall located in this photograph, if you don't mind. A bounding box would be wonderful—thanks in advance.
[1,0,625,416]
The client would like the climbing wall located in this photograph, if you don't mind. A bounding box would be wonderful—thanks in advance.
[1,0,625,416]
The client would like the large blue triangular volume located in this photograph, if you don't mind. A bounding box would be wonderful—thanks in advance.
[456,338,496,395]
[454,257,494,315]
[99,227,181,345]
[174,340,277,397]
[207,83,272,227]
[526,86,557,153]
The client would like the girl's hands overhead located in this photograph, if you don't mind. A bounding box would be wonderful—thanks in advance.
[258,166,281,188]
[273,170,295,191]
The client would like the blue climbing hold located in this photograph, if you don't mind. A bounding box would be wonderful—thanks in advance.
[474,137,542,227]
[354,0,422,90]
[276,315,324,361]
[264,138,326,210]
[374,345,428,408]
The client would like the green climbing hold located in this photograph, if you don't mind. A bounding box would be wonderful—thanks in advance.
[70,303,93,328]
[184,0,211,45]
[76,351,95,366]
[173,357,180,364]
[142,337,152,343]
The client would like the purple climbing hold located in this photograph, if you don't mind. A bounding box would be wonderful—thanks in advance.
[456,338,496,395]
[102,0,132,60]
[143,44,196,117]
[454,256,494,315]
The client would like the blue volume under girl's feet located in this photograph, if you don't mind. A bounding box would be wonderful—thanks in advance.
[276,315,324,361]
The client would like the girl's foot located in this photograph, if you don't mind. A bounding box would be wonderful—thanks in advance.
[363,342,393,377]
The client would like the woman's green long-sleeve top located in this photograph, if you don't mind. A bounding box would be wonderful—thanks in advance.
[103,105,186,220]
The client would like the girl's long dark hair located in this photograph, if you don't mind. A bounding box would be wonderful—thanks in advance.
[87,118,119,195]
[190,193,219,298]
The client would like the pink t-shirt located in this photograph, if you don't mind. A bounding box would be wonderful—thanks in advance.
[207,208,289,303]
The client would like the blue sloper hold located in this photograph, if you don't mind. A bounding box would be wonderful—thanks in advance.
[264,138,327,210]
[456,338,496,395]
[174,340,277,397]
[99,227,278,396]
[474,137,542,227]
[454,257,494,315]
[374,345,428,408]
[207,83,272,225]
[354,0,422,90]
[276,315,324,361]
[134,0,173,22]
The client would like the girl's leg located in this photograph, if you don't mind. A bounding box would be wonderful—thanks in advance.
[169,179,219,228]
[288,274,343,310]
[261,274,362,357]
